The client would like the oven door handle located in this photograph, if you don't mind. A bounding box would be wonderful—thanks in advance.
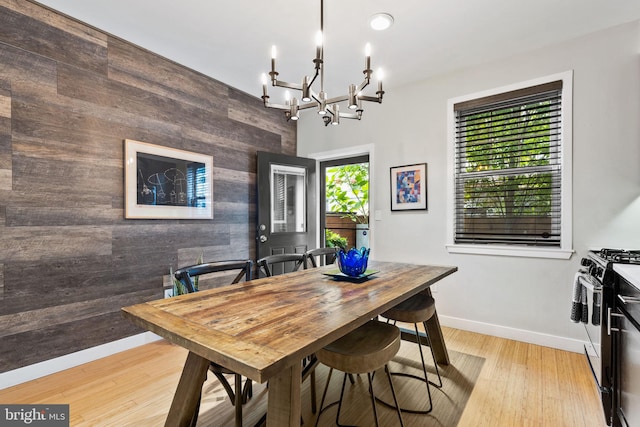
[577,273,600,292]
[607,307,625,335]
[618,294,640,305]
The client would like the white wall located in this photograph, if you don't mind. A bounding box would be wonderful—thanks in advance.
[297,21,640,351]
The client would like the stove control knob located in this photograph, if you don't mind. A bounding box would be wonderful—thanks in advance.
[596,267,604,277]
[580,258,592,267]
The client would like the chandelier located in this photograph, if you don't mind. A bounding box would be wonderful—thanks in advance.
[261,0,385,126]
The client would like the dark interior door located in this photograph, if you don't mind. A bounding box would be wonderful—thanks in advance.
[256,151,316,262]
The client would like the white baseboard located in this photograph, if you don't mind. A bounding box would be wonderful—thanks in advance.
[0,332,162,390]
[438,315,588,353]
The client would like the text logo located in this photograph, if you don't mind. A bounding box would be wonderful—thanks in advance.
[0,405,69,426]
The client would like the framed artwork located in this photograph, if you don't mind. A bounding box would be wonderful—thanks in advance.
[390,163,427,211]
[124,139,213,219]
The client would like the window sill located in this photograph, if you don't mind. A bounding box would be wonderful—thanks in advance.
[446,244,574,260]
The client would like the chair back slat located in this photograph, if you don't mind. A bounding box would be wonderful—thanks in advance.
[257,253,305,277]
[174,260,253,293]
[305,247,337,268]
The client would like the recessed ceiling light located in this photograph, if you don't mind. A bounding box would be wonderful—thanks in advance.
[369,13,394,31]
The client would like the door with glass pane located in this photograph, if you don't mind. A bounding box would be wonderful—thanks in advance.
[256,151,316,266]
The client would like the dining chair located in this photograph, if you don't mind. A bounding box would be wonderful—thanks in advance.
[173,259,253,427]
[379,289,442,414]
[304,247,337,268]
[314,320,405,427]
[256,252,319,416]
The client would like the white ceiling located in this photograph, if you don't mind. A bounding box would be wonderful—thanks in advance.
[36,0,640,102]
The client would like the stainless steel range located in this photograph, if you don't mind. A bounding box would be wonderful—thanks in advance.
[612,259,640,427]
[573,249,640,426]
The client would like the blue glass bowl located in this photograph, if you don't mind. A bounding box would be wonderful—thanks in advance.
[337,247,370,277]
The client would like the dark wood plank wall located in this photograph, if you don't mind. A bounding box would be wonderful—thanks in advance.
[0,0,296,373]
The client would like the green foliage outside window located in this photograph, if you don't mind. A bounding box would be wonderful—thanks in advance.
[462,100,555,218]
[325,163,369,224]
[325,229,347,250]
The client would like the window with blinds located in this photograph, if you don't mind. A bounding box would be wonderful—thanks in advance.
[187,162,207,208]
[453,81,563,247]
[270,164,306,233]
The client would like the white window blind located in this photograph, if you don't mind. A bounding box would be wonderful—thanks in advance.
[453,81,563,247]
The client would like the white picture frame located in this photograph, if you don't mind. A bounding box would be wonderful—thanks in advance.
[124,139,213,219]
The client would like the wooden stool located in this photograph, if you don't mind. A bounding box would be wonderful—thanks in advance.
[315,320,404,427]
[381,291,442,414]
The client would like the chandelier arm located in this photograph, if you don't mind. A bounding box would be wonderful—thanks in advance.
[298,101,320,111]
[262,99,291,111]
[323,94,349,104]
[309,90,320,103]
[307,68,321,88]
[273,80,303,91]
[338,111,362,120]
[355,78,371,93]
[358,95,383,103]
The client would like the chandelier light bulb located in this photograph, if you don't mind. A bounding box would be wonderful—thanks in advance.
[302,76,311,102]
[377,68,384,94]
[290,97,299,121]
[261,73,268,97]
[348,84,358,110]
[364,43,372,71]
[315,30,323,61]
[317,91,327,115]
[331,105,340,125]
[270,46,277,75]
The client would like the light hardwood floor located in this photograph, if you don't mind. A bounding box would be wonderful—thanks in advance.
[0,326,604,426]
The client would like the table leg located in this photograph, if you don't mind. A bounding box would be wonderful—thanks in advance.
[165,351,210,427]
[398,307,450,365]
[266,362,302,426]
[424,307,450,365]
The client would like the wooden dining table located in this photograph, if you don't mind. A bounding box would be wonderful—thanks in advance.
[122,260,457,426]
